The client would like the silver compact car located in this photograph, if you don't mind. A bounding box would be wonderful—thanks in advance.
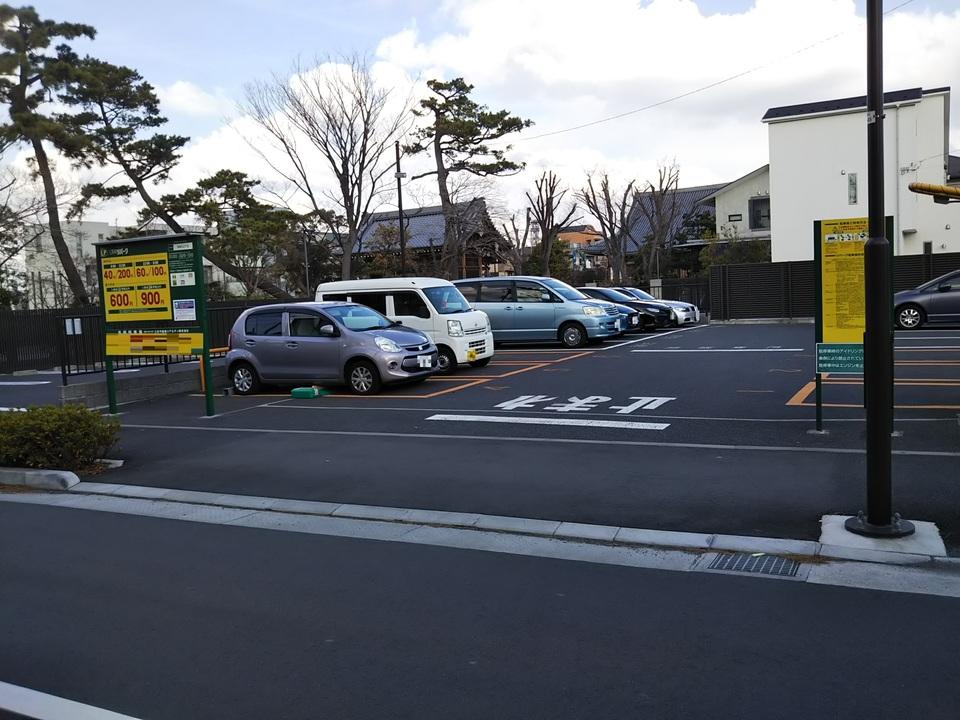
[226,302,438,395]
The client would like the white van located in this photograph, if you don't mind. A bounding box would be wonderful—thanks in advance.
[316,278,494,373]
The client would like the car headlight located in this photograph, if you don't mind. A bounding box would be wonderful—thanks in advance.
[583,305,605,316]
[375,336,401,353]
[447,319,464,337]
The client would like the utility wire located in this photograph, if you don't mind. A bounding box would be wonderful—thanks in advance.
[520,0,917,142]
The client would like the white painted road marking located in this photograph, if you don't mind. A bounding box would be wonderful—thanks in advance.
[633,348,804,353]
[598,324,707,350]
[0,679,142,719]
[427,413,670,431]
[0,381,50,385]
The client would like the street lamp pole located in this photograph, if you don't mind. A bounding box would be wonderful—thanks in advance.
[845,0,914,538]
[303,234,311,299]
[395,141,407,276]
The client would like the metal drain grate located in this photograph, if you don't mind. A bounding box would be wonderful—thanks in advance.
[708,552,800,577]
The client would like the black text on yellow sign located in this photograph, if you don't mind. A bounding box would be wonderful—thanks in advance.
[101,252,172,322]
[106,332,205,357]
[821,217,868,344]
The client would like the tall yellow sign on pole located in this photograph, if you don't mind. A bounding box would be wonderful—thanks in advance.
[820,217,868,343]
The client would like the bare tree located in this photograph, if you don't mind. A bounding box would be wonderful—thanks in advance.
[500,208,531,275]
[635,162,681,280]
[578,173,637,285]
[526,171,579,277]
[242,56,411,280]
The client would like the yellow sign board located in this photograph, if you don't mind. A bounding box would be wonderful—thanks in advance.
[106,332,205,357]
[821,217,868,343]
[101,252,172,323]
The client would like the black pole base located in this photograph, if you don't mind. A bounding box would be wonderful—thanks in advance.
[844,513,916,538]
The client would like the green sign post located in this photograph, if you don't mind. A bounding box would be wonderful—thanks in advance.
[94,233,214,416]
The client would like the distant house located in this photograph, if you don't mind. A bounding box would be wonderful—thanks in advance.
[703,165,771,244]
[763,86,960,261]
[557,224,602,271]
[357,199,508,278]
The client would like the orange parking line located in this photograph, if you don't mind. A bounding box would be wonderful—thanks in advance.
[786,381,816,406]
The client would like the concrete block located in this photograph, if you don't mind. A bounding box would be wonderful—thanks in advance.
[472,514,561,536]
[0,467,79,490]
[401,508,483,527]
[267,498,341,515]
[209,493,280,510]
[613,527,713,549]
[710,534,819,557]
[819,514,947,557]
[554,522,620,542]
[332,503,412,521]
[71,481,125,495]
[817,544,933,566]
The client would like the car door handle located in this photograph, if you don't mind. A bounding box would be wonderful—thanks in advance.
[244,340,256,347]
[286,342,299,349]
[516,306,524,311]
[504,306,513,310]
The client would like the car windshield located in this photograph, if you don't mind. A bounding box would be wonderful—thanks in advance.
[324,304,393,331]
[598,288,637,303]
[623,287,657,301]
[919,271,960,291]
[423,285,472,314]
[541,278,588,300]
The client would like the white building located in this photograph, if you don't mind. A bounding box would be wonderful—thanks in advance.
[764,86,959,262]
[22,220,231,308]
[705,164,771,243]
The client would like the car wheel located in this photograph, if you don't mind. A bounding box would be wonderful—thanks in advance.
[230,361,260,396]
[559,322,587,348]
[895,304,925,330]
[436,346,458,375]
[469,357,491,368]
[346,359,382,395]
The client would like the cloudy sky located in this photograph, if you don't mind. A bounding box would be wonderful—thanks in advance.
[28,0,960,225]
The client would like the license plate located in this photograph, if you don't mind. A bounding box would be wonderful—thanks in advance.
[467,349,478,361]
[630,316,638,325]
[615,319,621,330]
[417,355,432,368]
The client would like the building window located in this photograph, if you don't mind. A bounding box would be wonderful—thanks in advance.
[847,173,858,205]
[728,213,742,222]
[204,265,213,284]
[748,197,770,230]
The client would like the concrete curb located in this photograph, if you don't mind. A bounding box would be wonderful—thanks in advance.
[62,482,956,567]
[0,467,79,490]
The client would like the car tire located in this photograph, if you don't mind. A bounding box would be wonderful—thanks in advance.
[469,357,491,368]
[346,359,382,395]
[895,304,925,330]
[559,322,588,348]
[436,345,458,375]
[230,361,260,396]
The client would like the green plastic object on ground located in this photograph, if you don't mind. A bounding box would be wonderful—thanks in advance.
[290,386,330,399]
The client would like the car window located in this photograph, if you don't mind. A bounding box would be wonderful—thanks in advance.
[516,281,553,303]
[456,283,479,302]
[478,281,515,303]
[324,304,392,331]
[351,292,388,314]
[423,285,472,314]
[244,311,282,336]
[289,312,332,337]
[320,292,349,302]
[393,290,431,319]
[540,278,588,300]
[597,288,637,303]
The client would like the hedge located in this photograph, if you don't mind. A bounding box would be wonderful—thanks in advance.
[0,405,120,472]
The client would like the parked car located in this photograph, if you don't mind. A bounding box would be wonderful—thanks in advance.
[454,276,621,348]
[894,269,960,328]
[226,302,438,396]
[316,277,494,374]
[579,286,673,328]
[616,287,701,325]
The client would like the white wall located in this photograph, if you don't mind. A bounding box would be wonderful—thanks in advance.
[714,167,771,240]
[767,90,959,262]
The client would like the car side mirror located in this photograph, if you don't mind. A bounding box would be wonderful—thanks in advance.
[937,284,952,293]
[319,324,336,336]
[541,293,552,302]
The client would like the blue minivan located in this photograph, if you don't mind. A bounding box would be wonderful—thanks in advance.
[454,276,622,347]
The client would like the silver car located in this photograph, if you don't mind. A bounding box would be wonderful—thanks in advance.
[617,287,701,325]
[226,302,438,395]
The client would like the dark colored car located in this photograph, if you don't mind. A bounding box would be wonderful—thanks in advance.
[894,269,960,329]
[578,286,671,328]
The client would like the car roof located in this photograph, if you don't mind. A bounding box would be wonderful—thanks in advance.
[317,277,454,291]
[243,301,352,314]
[455,275,559,283]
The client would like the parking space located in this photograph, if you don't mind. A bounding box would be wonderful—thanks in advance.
[50,323,960,551]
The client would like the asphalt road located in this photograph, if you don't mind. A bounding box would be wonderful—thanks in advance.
[98,323,960,550]
[2,502,960,719]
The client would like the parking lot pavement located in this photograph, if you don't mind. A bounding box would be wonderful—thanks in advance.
[89,323,960,551]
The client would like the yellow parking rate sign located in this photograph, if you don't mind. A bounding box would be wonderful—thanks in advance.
[820,217,868,343]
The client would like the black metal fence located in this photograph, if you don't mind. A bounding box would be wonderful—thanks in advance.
[655,279,711,313]
[0,299,295,377]
[709,251,960,320]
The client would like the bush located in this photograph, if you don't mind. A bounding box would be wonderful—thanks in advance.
[0,405,120,471]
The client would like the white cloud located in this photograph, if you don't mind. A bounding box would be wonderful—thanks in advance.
[157,80,235,119]
[76,0,960,227]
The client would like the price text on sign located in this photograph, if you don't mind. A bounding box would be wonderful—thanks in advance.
[101,252,172,323]
[821,217,868,344]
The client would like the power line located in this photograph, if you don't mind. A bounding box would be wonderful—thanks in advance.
[520,0,917,142]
